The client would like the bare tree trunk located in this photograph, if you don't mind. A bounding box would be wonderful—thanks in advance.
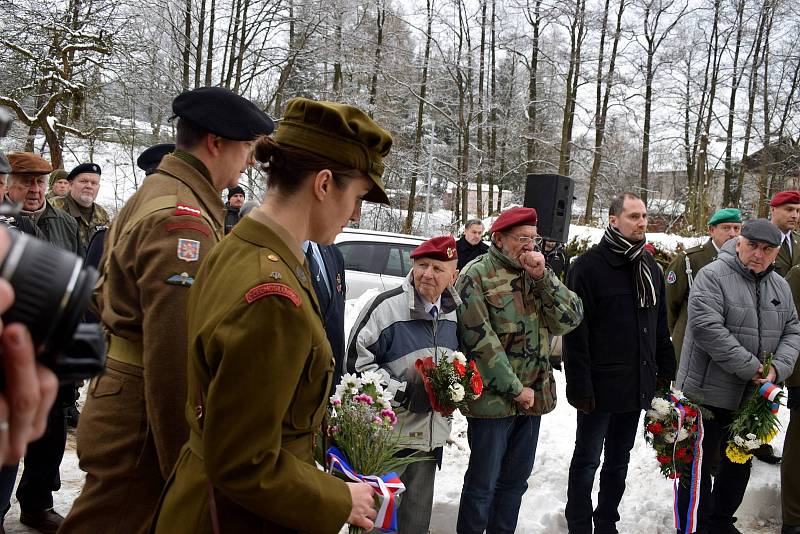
[558,0,587,177]
[475,0,487,219]
[204,0,216,86]
[585,0,625,223]
[488,0,497,215]
[368,0,386,117]
[525,0,542,174]
[757,4,775,214]
[332,2,344,94]
[402,0,433,234]
[233,0,251,92]
[194,0,206,88]
[181,0,192,90]
[722,0,747,205]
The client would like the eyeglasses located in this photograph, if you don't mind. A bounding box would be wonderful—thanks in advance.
[504,233,543,247]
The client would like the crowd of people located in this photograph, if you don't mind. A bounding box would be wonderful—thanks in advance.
[0,86,797,534]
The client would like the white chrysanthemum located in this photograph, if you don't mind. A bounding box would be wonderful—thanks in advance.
[652,398,672,417]
[746,433,756,440]
[745,437,762,450]
[663,431,677,443]
[734,435,746,447]
[645,409,663,421]
[677,427,690,442]
[447,351,467,365]
[449,384,465,402]
[672,389,685,399]
[360,370,384,390]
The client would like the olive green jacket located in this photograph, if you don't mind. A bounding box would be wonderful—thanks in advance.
[665,239,718,361]
[50,194,110,253]
[775,230,800,277]
[455,246,583,418]
[783,265,800,388]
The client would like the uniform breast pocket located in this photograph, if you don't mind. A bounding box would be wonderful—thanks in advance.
[289,342,333,431]
[485,291,522,352]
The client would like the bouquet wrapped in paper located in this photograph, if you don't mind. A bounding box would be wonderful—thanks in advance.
[414,350,483,416]
[327,372,422,534]
[725,355,784,464]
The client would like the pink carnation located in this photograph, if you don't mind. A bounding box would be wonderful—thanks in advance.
[354,394,374,405]
[381,408,398,425]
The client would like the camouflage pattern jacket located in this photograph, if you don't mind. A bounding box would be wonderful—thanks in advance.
[50,194,111,253]
[456,246,583,418]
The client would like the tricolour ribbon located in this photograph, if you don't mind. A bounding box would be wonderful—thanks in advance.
[669,394,704,534]
[759,382,783,413]
[327,447,405,533]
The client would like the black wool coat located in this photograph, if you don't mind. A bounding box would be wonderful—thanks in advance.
[563,240,676,412]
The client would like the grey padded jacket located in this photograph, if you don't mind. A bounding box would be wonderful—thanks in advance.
[677,238,800,410]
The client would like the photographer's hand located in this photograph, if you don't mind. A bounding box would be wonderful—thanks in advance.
[0,230,58,464]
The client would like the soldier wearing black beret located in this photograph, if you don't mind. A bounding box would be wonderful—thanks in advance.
[136,143,175,175]
[60,87,274,534]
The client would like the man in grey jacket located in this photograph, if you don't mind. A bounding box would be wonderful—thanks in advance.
[676,219,800,534]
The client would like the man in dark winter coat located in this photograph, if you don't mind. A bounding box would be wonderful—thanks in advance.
[224,185,245,234]
[676,219,800,534]
[456,219,488,271]
[563,192,676,534]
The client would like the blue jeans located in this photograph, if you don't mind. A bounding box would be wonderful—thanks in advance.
[456,415,541,534]
[565,409,640,534]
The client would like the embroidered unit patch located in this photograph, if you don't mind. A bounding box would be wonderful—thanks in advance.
[177,238,200,262]
[245,283,302,307]
[666,271,677,284]
[166,272,195,287]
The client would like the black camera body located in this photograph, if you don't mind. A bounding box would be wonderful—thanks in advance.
[0,228,106,382]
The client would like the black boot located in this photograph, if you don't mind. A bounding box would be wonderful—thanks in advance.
[752,443,781,464]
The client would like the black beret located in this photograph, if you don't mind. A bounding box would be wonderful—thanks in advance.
[172,87,274,141]
[227,186,245,198]
[137,143,175,174]
[67,162,101,181]
[0,151,9,174]
[741,219,782,247]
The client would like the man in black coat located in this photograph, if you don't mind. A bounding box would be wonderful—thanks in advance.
[456,219,488,271]
[304,241,347,388]
[224,185,245,234]
[563,192,676,534]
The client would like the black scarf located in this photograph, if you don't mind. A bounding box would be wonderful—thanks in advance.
[602,224,656,308]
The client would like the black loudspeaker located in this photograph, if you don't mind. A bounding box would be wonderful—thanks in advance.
[523,174,574,243]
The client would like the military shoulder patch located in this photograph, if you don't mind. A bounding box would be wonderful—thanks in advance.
[175,204,202,218]
[666,270,677,284]
[166,220,210,236]
[166,272,195,287]
[177,238,200,262]
[245,283,302,307]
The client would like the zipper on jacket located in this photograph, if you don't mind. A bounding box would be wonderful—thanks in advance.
[430,312,438,452]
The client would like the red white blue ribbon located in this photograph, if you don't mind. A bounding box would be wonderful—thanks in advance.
[759,382,783,414]
[669,394,704,534]
[327,447,405,533]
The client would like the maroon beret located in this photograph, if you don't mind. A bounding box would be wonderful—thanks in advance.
[410,235,457,261]
[490,207,538,234]
[7,152,52,175]
[770,190,800,207]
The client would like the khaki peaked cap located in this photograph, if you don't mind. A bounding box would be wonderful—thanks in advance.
[275,98,392,205]
[8,152,52,175]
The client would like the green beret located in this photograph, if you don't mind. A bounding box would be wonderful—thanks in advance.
[708,207,742,227]
[275,98,392,205]
[49,169,68,188]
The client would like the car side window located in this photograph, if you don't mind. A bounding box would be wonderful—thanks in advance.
[384,247,405,277]
[338,242,379,273]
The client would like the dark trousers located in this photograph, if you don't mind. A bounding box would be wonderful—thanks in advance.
[565,409,640,534]
[782,390,800,527]
[676,405,752,534]
[456,415,541,534]
[0,402,66,518]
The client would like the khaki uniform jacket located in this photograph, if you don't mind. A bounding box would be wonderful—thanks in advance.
[153,212,350,534]
[50,194,111,253]
[775,230,800,277]
[783,265,800,388]
[665,239,718,361]
[96,153,224,478]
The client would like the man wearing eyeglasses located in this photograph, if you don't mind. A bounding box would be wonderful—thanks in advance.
[563,192,676,534]
[455,206,583,534]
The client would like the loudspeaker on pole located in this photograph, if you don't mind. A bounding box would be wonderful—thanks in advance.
[523,174,574,243]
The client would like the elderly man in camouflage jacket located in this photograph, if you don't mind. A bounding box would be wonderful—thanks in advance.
[455,206,583,534]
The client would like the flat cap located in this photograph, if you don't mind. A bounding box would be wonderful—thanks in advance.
[67,162,101,181]
[490,207,538,234]
[0,152,9,174]
[708,207,742,226]
[741,219,781,247]
[137,143,175,174]
[275,98,392,205]
[172,87,274,141]
[7,152,52,175]
[227,185,245,199]
[49,169,68,188]
[411,235,457,261]
[770,191,800,207]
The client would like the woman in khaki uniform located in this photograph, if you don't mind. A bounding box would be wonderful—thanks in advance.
[151,98,392,534]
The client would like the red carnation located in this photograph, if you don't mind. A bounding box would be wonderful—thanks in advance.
[684,406,697,418]
[469,360,479,372]
[454,360,467,377]
[647,422,664,434]
[656,455,671,464]
[691,424,698,432]
[676,447,690,460]
[470,371,483,396]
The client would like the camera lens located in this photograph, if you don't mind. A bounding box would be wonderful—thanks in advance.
[0,231,98,369]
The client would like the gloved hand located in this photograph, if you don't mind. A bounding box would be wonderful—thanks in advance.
[567,394,595,414]
[788,387,800,411]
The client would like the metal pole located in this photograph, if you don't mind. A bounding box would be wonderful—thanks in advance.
[424,120,434,235]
